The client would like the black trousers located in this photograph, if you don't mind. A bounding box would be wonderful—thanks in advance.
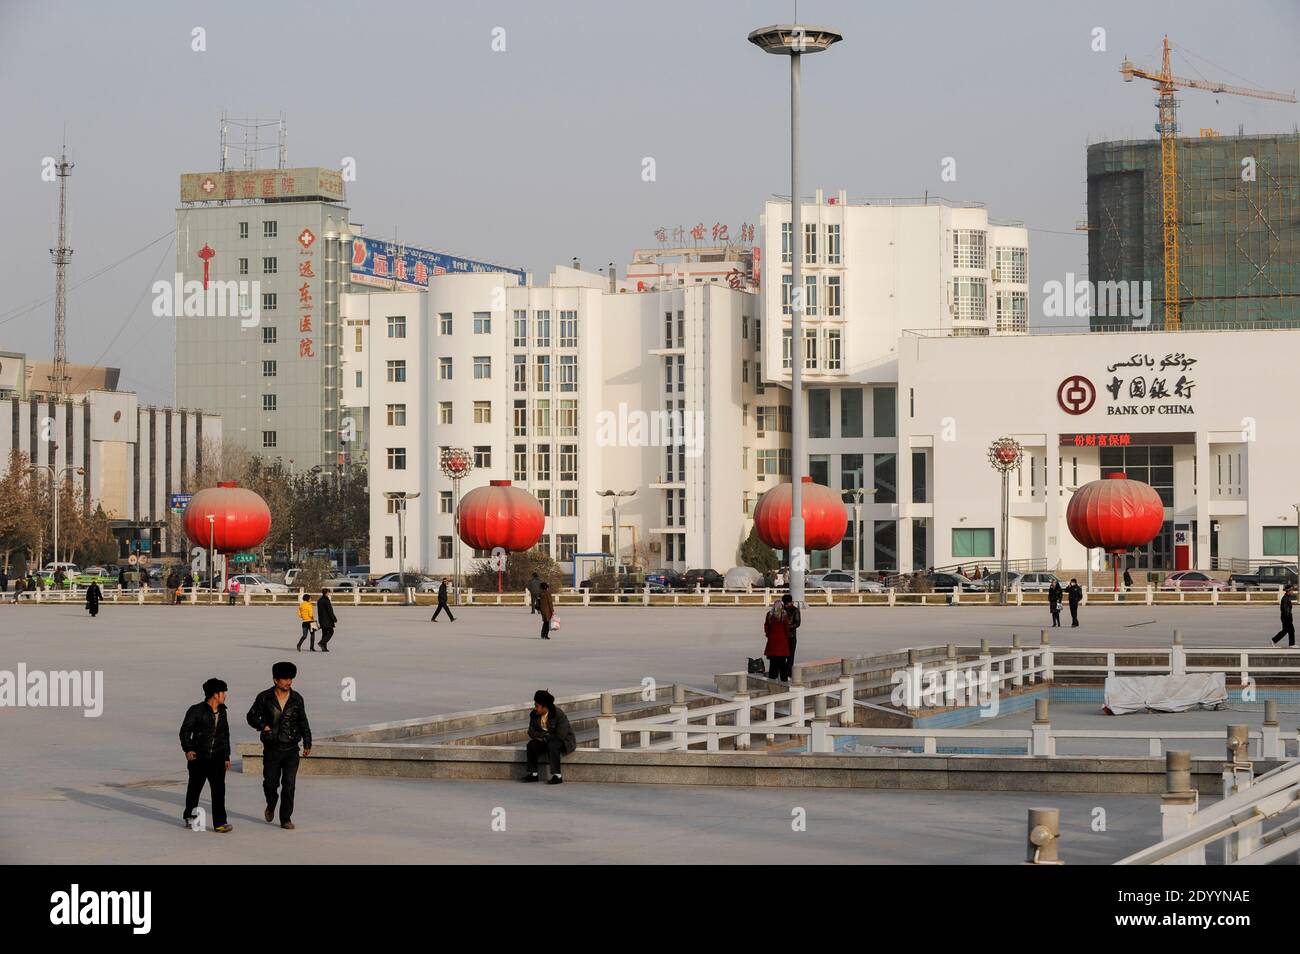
[788,633,798,667]
[184,756,227,827]
[319,626,334,649]
[1069,602,1080,626]
[88,603,98,617]
[526,737,565,775]
[767,655,792,681]
[540,618,551,639]
[297,623,315,650]
[431,600,455,621]
[1274,619,1296,646]
[1050,606,1060,626]
[262,746,300,823]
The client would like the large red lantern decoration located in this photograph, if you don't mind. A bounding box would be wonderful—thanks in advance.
[182,483,272,553]
[752,476,848,551]
[457,480,546,553]
[1066,472,1164,590]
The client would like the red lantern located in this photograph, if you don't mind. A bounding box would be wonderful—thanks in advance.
[183,485,272,554]
[457,480,546,553]
[1066,472,1165,590]
[752,476,848,551]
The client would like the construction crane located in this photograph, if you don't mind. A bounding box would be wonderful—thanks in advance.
[1120,35,1295,330]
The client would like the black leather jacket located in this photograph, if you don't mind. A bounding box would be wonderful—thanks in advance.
[180,701,231,760]
[527,704,577,754]
[246,687,312,750]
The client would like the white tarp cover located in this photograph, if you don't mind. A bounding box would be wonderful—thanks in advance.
[1103,673,1228,715]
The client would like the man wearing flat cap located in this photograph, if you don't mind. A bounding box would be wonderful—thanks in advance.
[179,677,233,832]
[246,661,313,829]
[522,689,577,784]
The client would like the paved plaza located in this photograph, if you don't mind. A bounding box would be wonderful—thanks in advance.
[2,602,1291,864]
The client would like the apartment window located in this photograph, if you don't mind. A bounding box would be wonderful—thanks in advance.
[1263,527,1299,556]
[756,405,777,433]
[742,403,749,426]
[438,313,453,335]
[262,430,276,449]
[559,311,578,347]
[513,310,527,347]
[535,355,551,392]
[952,277,987,323]
[262,326,277,344]
[825,275,842,317]
[513,354,527,392]
[387,447,406,470]
[474,445,492,468]
[874,453,898,504]
[438,402,453,425]
[537,489,551,517]
[385,537,394,559]
[556,534,577,562]
[467,312,489,335]
[535,310,551,347]
[355,370,363,387]
[676,355,684,392]
[387,360,407,383]
[912,450,929,503]
[262,292,277,312]
[781,222,793,263]
[996,291,1028,333]
[263,221,277,239]
[558,400,577,436]
[804,275,818,316]
[436,492,452,514]
[513,444,528,482]
[757,448,792,477]
[742,360,749,384]
[473,400,492,424]
[263,256,277,274]
[387,315,407,338]
[952,229,987,269]
[804,222,817,264]
[995,246,1027,284]
[841,454,864,496]
[826,223,841,264]
[385,497,407,515]
[756,361,764,393]
[873,386,897,438]
[262,394,277,412]
[559,489,578,516]
[663,311,674,348]
[952,528,995,558]
[782,274,793,314]
[559,355,577,392]
[742,316,749,340]
[439,357,453,380]
[513,400,527,436]
[803,327,817,370]
[826,329,842,371]
[354,327,362,352]
[535,444,551,481]
[782,328,793,370]
[437,537,453,560]
[473,356,491,380]
[675,310,685,347]
[262,360,277,377]
[384,403,406,426]
[664,357,674,394]
[559,444,578,482]
[239,222,249,239]
[809,389,831,439]
[239,257,249,276]
[840,388,863,438]
[755,318,762,351]
[534,400,551,437]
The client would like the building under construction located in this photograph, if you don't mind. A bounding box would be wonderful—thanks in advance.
[1087,132,1300,330]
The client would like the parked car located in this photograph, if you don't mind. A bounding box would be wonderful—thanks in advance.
[643,569,684,591]
[283,567,302,588]
[345,565,371,583]
[374,572,434,593]
[682,568,725,590]
[807,570,857,591]
[229,574,290,595]
[1227,564,1298,591]
[1160,570,1227,591]
[324,577,362,592]
[921,571,973,593]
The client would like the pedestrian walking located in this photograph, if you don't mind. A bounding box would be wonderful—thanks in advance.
[0,568,8,593]
[1066,578,1083,627]
[764,599,792,682]
[1122,567,1134,592]
[54,567,65,590]
[781,592,802,668]
[1047,579,1063,627]
[538,582,555,639]
[316,589,337,652]
[295,594,317,652]
[227,576,240,606]
[118,567,128,591]
[520,689,576,784]
[1272,583,1296,647]
[180,678,233,833]
[85,580,103,618]
[245,662,312,830]
[431,578,456,622]
[11,575,24,603]
[526,572,543,614]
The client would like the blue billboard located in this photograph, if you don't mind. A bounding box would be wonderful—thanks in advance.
[349,237,525,289]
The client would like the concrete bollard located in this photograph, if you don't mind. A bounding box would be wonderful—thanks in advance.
[1226,724,1250,764]
[1170,629,1186,676]
[814,694,827,719]
[600,691,614,716]
[791,665,804,686]
[673,683,686,705]
[1165,749,1192,794]
[1263,698,1280,757]
[736,672,747,694]
[838,659,856,727]
[946,643,957,660]
[1160,751,1204,864]
[1040,628,1050,646]
[1025,808,1062,865]
[908,648,920,665]
[1173,629,1183,645]
[596,691,617,750]
[669,685,689,751]
[841,657,853,676]
[1223,725,1259,860]
[1040,629,1054,684]
[979,638,989,655]
[1031,697,1053,756]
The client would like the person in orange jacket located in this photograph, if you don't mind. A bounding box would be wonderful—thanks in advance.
[295,594,317,652]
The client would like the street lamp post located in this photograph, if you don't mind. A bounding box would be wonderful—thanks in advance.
[383,491,420,605]
[33,452,84,570]
[439,448,474,604]
[848,485,877,593]
[597,489,637,577]
[1293,503,1300,587]
[750,21,842,608]
[206,514,216,592]
[988,438,1024,606]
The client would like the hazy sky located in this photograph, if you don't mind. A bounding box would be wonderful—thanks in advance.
[2,0,1297,405]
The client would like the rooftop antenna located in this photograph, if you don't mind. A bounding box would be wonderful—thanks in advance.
[49,134,74,398]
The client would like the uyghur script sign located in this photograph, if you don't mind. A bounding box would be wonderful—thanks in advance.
[1101,352,1197,417]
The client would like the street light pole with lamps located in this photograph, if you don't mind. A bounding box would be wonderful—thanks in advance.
[749,21,842,607]
[848,485,877,592]
[383,491,420,605]
[32,445,85,570]
[596,489,636,577]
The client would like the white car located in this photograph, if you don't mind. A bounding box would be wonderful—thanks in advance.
[324,577,362,592]
[229,574,289,595]
[809,571,886,593]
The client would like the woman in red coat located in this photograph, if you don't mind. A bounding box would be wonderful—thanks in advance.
[763,601,792,682]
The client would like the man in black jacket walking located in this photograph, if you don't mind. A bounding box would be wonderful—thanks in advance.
[1273,584,1296,647]
[316,589,338,651]
[781,592,802,668]
[431,577,456,622]
[1066,578,1083,627]
[179,678,233,832]
[246,662,312,829]
[521,689,577,784]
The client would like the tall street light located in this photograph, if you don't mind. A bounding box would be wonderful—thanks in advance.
[32,452,84,570]
[848,485,877,592]
[749,21,842,607]
[383,491,419,605]
[597,489,637,577]
[988,438,1023,606]
[206,513,216,591]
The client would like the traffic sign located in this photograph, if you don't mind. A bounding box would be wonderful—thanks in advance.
[231,553,257,564]
[170,492,194,514]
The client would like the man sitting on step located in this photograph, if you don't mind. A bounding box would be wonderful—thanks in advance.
[521,689,577,785]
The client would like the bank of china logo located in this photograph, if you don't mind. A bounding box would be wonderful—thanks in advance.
[1057,375,1095,415]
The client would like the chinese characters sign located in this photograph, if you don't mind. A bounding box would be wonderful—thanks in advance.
[180,167,345,203]
[298,228,315,359]
[1101,352,1197,416]
[654,223,756,247]
[350,237,524,289]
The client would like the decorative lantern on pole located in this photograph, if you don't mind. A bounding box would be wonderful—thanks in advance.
[753,476,849,559]
[458,480,546,593]
[1066,472,1164,592]
[440,447,474,603]
[987,437,1023,606]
